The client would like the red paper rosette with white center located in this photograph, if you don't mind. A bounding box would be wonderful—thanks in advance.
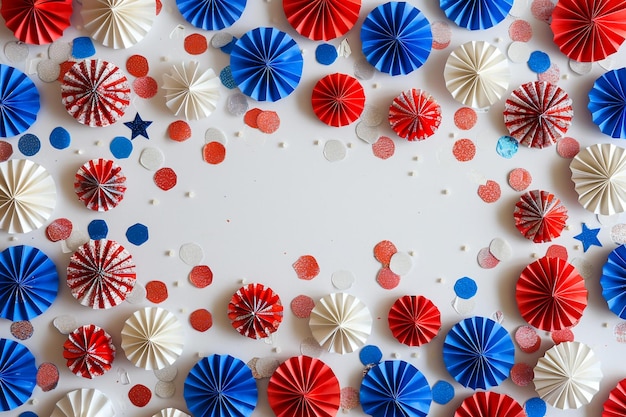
[388,295,441,347]
[514,189,568,243]
[516,256,588,331]
[503,81,573,148]
[63,324,115,378]
[61,59,131,127]
[267,355,340,417]
[603,378,626,416]
[455,391,525,417]
[1,0,72,45]
[67,239,137,309]
[311,73,365,127]
[228,283,283,339]
[389,89,441,141]
[282,0,361,41]
[75,158,127,211]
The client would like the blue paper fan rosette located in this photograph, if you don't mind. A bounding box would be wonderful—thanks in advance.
[0,64,40,137]
[0,338,37,411]
[184,354,258,417]
[360,360,432,417]
[0,245,59,321]
[440,0,513,30]
[601,244,626,318]
[443,316,514,390]
[230,27,303,102]
[176,0,246,30]
[589,68,626,138]
[360,2,432,76]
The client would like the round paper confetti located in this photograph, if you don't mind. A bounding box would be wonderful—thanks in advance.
[611,224,626,244]
[87,219,108,240]
[551,329,574,344]
[525,397,547,417]
[354,58,375,80]
[126,223,149,246]
[515,325,541,353]
[528,51,550,73]
[431,21,452,49]
[180,243,203,265]
[451,296,476,315]
[372,136,395,159]
[569,59,592,75]
[510,362,534,386]
[361,105,384,127]
[0,141,13,160]
[204,127,227,144]
[145,281,168,304]
[496,135,519,158]
[140,148,164,171]
[340,387,359,410]
[53,315,77,334]
[154,365,177,382]
[615,322,626,343]
[219,66,236,89]
[477,180,501,203]
[10,320,33,340]
[168,121,192,142]
[184,33,208,55]
[452,138,476,162]
[257,111,280,134]
[509,20,532,42]
[454,277,477,299]
[46,218,73,242]
[537,63,560,84]
[290,295,315,318]
[546,244,568,260]
[110,136,132,159]
[132,76,158,99]
[154,168,177,191]
[18,134,40,156]
[477,247,499,269]
[203,142,226,165]
[126,55,149,77]
[356,121,379,144]
[37,59,60,83]
[189,309,213,332]
[432,380,454,405]
[556,137,579,158]
[489,238,512,261]
[189,265,213,288]
[292,255,319,280]
[301,337,323,357]
[244,108,262,128]
[129,384,152,407]
[508,168,532,191]
[359,345,382,366]
[155,380,175,398]
[331,270,355,290]
[531,0,554,22]
[376,267,401,289]
[4,42,28,63]
[374,240,397,266]
[227,92,248,116]
[389,252,412,276]
[323,140,347,162]
[508,41,531,63]
[315,43,338,65]
[454,107,477,130]
[212,32,234,48]
[36,362,59,392]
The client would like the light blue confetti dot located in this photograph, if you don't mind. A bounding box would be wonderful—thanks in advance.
[220,66,237,89]
[315,43,338,65]
[110,136,133,159]
[220,37,238,54]
[359,345,383,366]
[496,135,518,158]
[126,223,149,246]
[50,126,71,149]
[87,219,108,240]
[432,380,454,405]
[528,51,550,73]
[18,133,40,156]
[72,37,96,59]
[454,277,477,299]
[525,397,547,417]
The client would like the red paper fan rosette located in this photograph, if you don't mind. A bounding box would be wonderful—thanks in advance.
[388,295,441,347]
[63,324,115,378]
[267,355,340,417]
[455,391,525,417]
[389,89,441,141]
[228,283,284,339]
[61,59,131,127]
[67,239,137,309]
[311,73,365,127]
[503,81,573,148]
[603,378,626,417]
[282,0,361,41]
[1,0,72,45]
[75,158,127,211]
[514,189,568,243]
[516,256,588,331]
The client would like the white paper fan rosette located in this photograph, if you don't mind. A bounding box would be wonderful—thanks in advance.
[0,159,56,234]
[153,408,190,417]
[51,388,115,417]
[533,341,602,409]
[309,292,372,354]
[162,61,220,120]
[82,0,156,49]
[121,306,184,370]
[570,143,626,215]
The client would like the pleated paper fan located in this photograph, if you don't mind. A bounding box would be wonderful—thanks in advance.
[228,283,283,339]
[51,388,115,417]
[588,68,626,138]
[0,65,41,138]
[0,338,37,412]
[153,409,191,417]
[74,158,127,212]
[176,0,246,31]
[440,0,513,30]
[388,295,441,347]
[603,378,626,417]
[389,89,441,141]
[601,244,626,318]
[63,324,116,378]
[163,61,221,120]
[455,391,525,417]
[283,0,361,41]
[0,0,72,45]
[311,73,365,127]
[513,189,568,243]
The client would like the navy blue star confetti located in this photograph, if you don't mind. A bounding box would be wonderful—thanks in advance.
[574,223,602,252]
[124,113,152,139]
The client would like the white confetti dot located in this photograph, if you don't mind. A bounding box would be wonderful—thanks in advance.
[205,127,227,145]
[452,296,476,315]
[255,357,280,378]
[125,282,146,304]
[598,56,615,71]
[360,105,384,127]
[139,147,165,171]
[611,224,626,244]
[355,121,379,144]
[489,238,512,261]
[331,270,356,290]
[354,58,375,80]
[211,32,234,48]
[53,315,77,334]
[180,242,204,265]
[507,42,531,63]
[323,139,347,162]
[4,41,29,63]
[597,213,620,227]
[569,59,592,75]
[389,252,413,276]
[226,93,248,116]
[155,380,176,398]
[508,0,528,17]
[37,59,60,82]
[66,229,89,251]
[570,257,593,280]
[300,336,323,357]
[154,365,178,382]
[48,41,71,63]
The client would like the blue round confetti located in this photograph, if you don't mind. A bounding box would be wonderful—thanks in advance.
[496,135,518,158]
[72,37,96,59]
[49,126,70,149]
[18,133,40,156]
[359,345,383,366]
[110,136,133,159]
[454,277,477,299]
[19,412,38,417]
[126,223,149,246]
[315,43,338,65]
[431,380,454,405]
[220,36,238,54]
[528,51,550,74]
[87,219,108,240]
[525,397,547,417]
[220,66,237,89]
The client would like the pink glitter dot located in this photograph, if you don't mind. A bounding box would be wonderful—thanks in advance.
[290,295,315,318]
[477,180,501,203]
[431,21,451,50]
[477,247,499,269]
[372,136,395,159]
[510,362,534,386]
[546,244,568,260]
[538,63,560,84]
[551,328,574,344]
[531,0,555,22]
[515,325,541,353]
[376,267,400,289]
[340,387,360,410]
[508,168,532,191]
[509,20,533,42]
[556,136,580,159]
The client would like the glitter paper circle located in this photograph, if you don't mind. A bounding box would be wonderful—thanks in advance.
[601,244,626,318]
[513,189,568,243]
[440,0,513,30]
[311,73,365,127]
[0,338,36,411]
[63,324,116,378]
[1,0,72,45]
[389,88,441,141]
[589,68,626,138]
[74,158,127,211]
[455,391,525,417]
[0,65,41,137]
[388,295,441,347]
[283,0,361,41]
[228,283,284,339]
[176,0,246,30]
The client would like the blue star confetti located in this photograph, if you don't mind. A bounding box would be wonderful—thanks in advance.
[124,113,152,139]
[574,223,602,252]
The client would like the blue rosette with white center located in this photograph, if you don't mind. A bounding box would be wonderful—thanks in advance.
[0,64,40,137]
[589,68,626,138]
[601,244,626,318]
[176,0,246,30]
[440,0,513,30]
[0,339,37,411]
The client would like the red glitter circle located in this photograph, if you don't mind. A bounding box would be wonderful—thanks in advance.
[0,141,13,161]
[477,247,499,269]
[510,362,534,386]
[546,244,568,260]
[132,76,158,99]
[340,387,360,410]
[452,138,476,162]
[244,108,263,128]
[154,168,177,190]
[509,20,532,42]
[531,0,555,22]
[126,55,149,77]
[556,136,580,159]
[189,309,213,332]
[184,33,208,55]
[10,320,33,340]
[374,240,397,266]
[551,328,575,344]
[538,63,560,84]
[257,111,280,134]
[189,265,213,288]
[128,384,152,407]
[453,107,477,130]
[372,136,395,159]
[376,267,401,289]
[477,180,501,203]
[168,120,192,142]
[145,280,168,303]
[508,168,532,191]
[203,142,226,165]
[293,255,320,280]
[46,218,73,242]
[37,362,59,392]
[515,325,541,353]
[290,295,316,318]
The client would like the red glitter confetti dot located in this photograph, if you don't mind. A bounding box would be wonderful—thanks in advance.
[189,309,213,332]
[46,218,73,242]
[509,20,532,42]
[132,76,158,99]
[57,60,75,82]
[10,320,33,340]
[515,325,541,353]
[377,267,401,289]
[546,244,568,260]
[340,387,360,410]
[0,141,13,161]
[154,168,177,190]
[453,107,477,130]
[556,136,580,158]
[452,138,476,162]
[203,142,226,165]
[189,265,213,288]
[508,168,532,191]
[128,384,152,407]
[244,108,263,128]
[372,136,395,159]
[257,110,280,133]
[293,255,320,280]
[510,362,534,386]
[531,0,555,22]
[477,247,499,269]
[374,240,397,266]
[477,180,501,203]
[156,0,162,14]
[184,33,208,55]
[168,120,192,142]
[145,280,168,303]
[290,295,316,318]
[37,362,59,392]
[551,328,574,344]
[126,55,149,77]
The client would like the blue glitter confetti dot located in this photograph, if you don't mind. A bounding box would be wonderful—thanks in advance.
[359,345,383,366]
[315,44,338,65]
[496,135,518,158]
[49,127,70,149]
[454,277,477,299]
[528,51,550,73]
[220,66,237,89]
[72,37,96,58]
[87,219,109,240]
[525,397,547,417]
[431,380,454,405]
[110,136,133,159]
[18,134,40,156]
[126,223,149,246]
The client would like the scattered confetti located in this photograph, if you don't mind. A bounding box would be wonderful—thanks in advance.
[189,265,213,288]
[204,127,227,144]
[509,20,532,42]
[453,107,477,130]
[87,219,108,240]
[18,134,40,156]
[530,0,554,22]
[507,41,531,63]
[53,315,77,334]
[179,243,204,265]
[510,362,534,386]
[359,345,382,366]
[389,252,412,276]
[573,223,602,252]
[515,325,541,353]
[477,180,501,203]
[132,76,158,99]
[315,43,338,65]
[454,277,477,299]
[292,255,320,280]
[356,121,379,144]
[10,320,33,340]
[354,58,375,80]
[537,63,560,84]
[244,108,262,128]
[257,111,280,134]
[496,135,519,158]
[184,33,208,55]
[203,142,227,165]
[37,59,60,83]
[432,380,454,404]
[154,168,177,191]
[126,223,149,246]
[431,21,452,49]
[255,357,280,378]
[340,387,360,410]
[72,36,96,58]
[110,136,133,159]
[372,136,395,159]
[361,105,384,127]
[290,295,315,319]
[452,138,476,162]
[551,329,574,344]
[477,247,499,269]
[189,309,213,332]
[154,365,177,382]
[451,296,475,315]
[227,92,248,116]
[546,244,568,260]
[525,397,547,417]
[128,384,152,407]
[126,54,149,77]
[4,41,28,63]
[331,270,355,290]
[36,362,59,392]
[376,267,401,289]
[527,51,550,73]
[168,120,192,142]
[556,136,580,158]
[46,218,73,242]
[508,168,532,191]
[155,380,176,398]
[145,281,168,304]
[374,240,397,266]
[139,147,164,171]
[323,140,347,162]
[569,59,592,75]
